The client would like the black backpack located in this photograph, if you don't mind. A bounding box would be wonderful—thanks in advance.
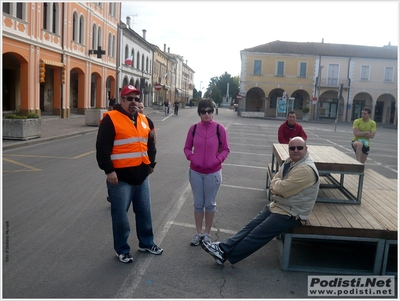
[192,123,221,147]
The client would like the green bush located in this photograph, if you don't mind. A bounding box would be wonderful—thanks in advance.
[27,113,40,118]
[4,114,26,119]
[302,107,310,113]
[4,112,39,119]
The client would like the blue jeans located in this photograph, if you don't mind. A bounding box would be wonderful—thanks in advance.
[219,205,301,264]
[107,177,154,254]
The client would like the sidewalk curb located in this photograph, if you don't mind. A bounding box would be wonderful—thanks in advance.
[3,128,98,151]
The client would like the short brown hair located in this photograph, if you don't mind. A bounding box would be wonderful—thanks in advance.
[197,98,215,115]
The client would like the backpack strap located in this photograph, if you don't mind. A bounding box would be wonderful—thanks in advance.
[192,123,221,146]
[192,124,197,138]
[216,123,221,145]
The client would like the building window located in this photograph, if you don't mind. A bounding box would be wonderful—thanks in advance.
[97,26,102,47]
[124,45,129,61]
[43,3,48,30]
[92,24,97,49]
[270,98,277,108]
[112,35,116,57]
[328,64,339,85]
[109,3,116,18]
[253,60,261,75]
[384,67,394,82]
[79,15,84,44]
[108,33,112,57]
[136,51,140,69]
[299,62,306,77]
[16,2,23,19]
[293,93,304,110]
[361,65,370,80]
[52,3,58,34]
[42,3,58,33]
[276,61,284,76]
[72,12,77,41]
[3,3,25,20]
[3,2,26,20]
[3,3,10,14]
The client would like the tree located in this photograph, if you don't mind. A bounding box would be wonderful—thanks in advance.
[192,87,198,98]
[203,72,239,105]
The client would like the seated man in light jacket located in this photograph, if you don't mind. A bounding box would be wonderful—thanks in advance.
[201,137,319,265]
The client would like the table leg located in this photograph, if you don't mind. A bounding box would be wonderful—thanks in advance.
[357,173,364,203]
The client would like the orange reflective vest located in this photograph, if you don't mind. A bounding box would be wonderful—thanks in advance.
[104,111,151,168]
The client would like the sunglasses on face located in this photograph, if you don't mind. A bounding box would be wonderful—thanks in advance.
[200,109,213,115]
[125,96,140,102]
[289,146,304,151]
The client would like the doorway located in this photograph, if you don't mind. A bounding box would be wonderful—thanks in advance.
[352,100,365,120]
[374,101,384,123]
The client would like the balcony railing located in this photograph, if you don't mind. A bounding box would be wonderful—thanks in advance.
[319,77,350,87]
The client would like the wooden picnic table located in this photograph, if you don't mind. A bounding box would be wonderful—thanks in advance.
[270,144,365,204]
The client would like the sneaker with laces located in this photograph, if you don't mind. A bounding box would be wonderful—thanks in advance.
[116,253,133,263]
[200,241,226,265]
[138,245,163,255]
[190,233,202,246]
[202,233,211,243]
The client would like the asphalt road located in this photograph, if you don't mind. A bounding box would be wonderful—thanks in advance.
[2,107,397,298]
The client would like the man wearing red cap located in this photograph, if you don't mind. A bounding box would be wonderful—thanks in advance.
[96,85,162,263]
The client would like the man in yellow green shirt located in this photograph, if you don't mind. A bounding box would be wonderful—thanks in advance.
[351,107,376,163]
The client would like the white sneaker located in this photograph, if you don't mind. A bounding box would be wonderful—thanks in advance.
[200,241,226,265]
[116,253,133,263]
[190,233,202,246]
[202,233,211,243]
[138,245,163,255]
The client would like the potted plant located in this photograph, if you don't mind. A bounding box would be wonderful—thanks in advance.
[85,107,108,126]
[3,113,41,140]
[302,107,310,121]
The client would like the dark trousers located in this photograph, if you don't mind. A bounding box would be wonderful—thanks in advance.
[219,205,301,264]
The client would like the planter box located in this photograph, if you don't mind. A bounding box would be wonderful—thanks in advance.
[85,109,108,126]
[152,104,163,110]
[3,118,42,140]
[302,113,310,121]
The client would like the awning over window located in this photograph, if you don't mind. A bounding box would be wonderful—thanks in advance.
[41,59,66,68]
[176,88,182,94]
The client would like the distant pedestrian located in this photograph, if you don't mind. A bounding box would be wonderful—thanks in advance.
[351,107,376,163]
[164,100,170,116]
[278,111,307,144]
[173,100,180,115]
[109,95,116,111]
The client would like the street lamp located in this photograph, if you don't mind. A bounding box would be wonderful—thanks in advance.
[315,65,324,121]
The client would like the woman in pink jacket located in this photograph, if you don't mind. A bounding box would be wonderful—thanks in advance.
[184,99,230,246]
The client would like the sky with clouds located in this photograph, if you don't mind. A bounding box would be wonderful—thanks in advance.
[121,1,398,91]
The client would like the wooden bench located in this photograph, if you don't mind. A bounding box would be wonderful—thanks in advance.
[267,160,397,275]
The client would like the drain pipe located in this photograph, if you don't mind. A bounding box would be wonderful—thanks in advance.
[60,2,65,118]
[345,57,351,122]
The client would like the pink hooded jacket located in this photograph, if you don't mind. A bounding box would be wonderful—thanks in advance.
[184,120,230,174]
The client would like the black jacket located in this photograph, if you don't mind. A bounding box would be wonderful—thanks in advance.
[96,104,156,185]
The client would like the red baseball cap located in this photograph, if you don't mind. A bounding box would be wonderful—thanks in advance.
[120,85,141,97]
